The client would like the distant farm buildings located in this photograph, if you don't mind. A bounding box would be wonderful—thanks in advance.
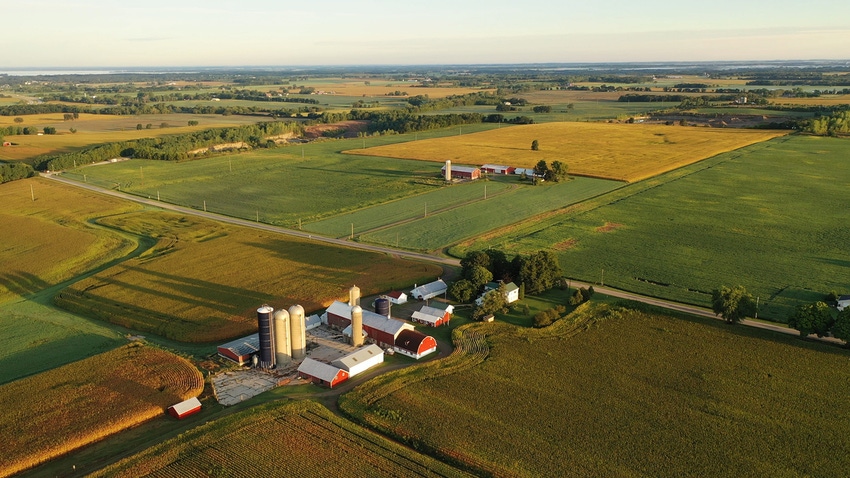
[481,164,515,175]
[442,164,480,180]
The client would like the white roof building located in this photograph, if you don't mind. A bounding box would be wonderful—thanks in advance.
[410,279,448,300]
[332,344,384,377]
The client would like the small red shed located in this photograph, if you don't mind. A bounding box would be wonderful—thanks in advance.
[168,396,202,419]
[298,358,349,388]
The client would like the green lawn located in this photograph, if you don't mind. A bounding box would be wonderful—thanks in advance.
[452,135,850,321]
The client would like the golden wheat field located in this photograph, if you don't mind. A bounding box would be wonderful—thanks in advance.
[345,122,787,182]
[769,94,850,106]
[55,210,442,342]
[0,178,139,303]
[0,343,203,478]
[286,82,492,98]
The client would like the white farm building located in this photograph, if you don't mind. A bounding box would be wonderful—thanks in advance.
[410,280,447,300]
[332,344,384,377]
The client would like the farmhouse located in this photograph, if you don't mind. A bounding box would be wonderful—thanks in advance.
[410,279,448,300]
[411,304,451,327]
[297,358,349,388]
[838,295,850,311]
[481,164,515,175]
[324,300,414,348]
[167,396,202,420]
[441,164,480,180]
[331,344,384,377]
[394,330,438,359]
[217,333,260,365]
[476,281,520,306]
[386,290,408,304]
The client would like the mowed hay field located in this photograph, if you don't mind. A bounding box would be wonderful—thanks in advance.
[0,343,203,478]
[0,178,140,303]
[93,400,472,478]
[452,135,850,321]
[342,304,850,477]
[0,113,263,161]
[56,210,442,342]
[344,122,787,182]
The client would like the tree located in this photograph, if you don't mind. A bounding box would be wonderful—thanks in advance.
[473,283,507,321]
[136,123,143,130]
[450,279,475,303]
[833,307,850,347]
[517,250,562,295]
[532,105,552,113]
[69,128,77,134]
[188,120,199,126]
[531,139,539,151]
[711,285,756,324]
[461,250,491,278]
[788,301,833,337]
[468,265,493,292]
[43,126,56,135]
[13,117,24,124]
[533,159,549,180]
[549,161,569,182]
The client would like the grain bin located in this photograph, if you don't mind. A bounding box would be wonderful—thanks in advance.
[375,297,390,318]
[289,304,306,360]
[351,305,364,347]
[273,308,292,365]
[256,305,276,369]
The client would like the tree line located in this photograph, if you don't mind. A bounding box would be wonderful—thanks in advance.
[0,162,37,184]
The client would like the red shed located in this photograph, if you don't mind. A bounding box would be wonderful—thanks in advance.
[394,330,437,359]
[441,164,480,180]
[297,358,349,388]
[216,333,259,365]
[168,396,202,419]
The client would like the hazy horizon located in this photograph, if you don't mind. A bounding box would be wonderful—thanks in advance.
[4,1,850,69]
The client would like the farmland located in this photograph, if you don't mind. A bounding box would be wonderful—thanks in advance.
[93,400,472,478]
[452,135,850,321]
[0,343,203,478]
[345,122,787,182]
[341,303,850,477]
[0,177,140,303]
[55,210,442,342]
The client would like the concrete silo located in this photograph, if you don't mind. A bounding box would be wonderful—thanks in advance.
[289,304,307,360]
[256,305,276,369]
[273,308,292,366]
[351,305,364,347]
[349,285,361,307]
[444,160,452,181]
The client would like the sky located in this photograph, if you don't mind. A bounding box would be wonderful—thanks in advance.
[3,0,850,68]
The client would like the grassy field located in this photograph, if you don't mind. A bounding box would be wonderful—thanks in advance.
[769,94,850,106]
[92,400,472,478]
[55,210,442,342]
[0,177,140,303]
[0,113,267,161]
[451,135,850,321]
[57,124,502,226]
[0,343,203,478]
[341,303,850,477]
[358,177,621,251]
[344,122,787,182]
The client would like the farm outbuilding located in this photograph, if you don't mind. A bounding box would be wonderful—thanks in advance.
[441,164,480,180]
[386,290,408,304]
[838,295,850,311]
[411,305,451,327]
[297,358,349,388]
[410,279,448,300]
[217,333,260,365]
[332,344,384,377]
[167,396,202,419]
[394,330,437,359]
[481,164,515,175]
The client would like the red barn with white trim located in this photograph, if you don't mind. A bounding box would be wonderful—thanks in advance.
[168,396,202,419]
[298,358,349,388]
[394,330,437,359]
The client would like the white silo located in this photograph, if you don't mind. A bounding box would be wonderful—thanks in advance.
[349,285,361,307]
[444,160,452,181]
[351,305,364,347]
[289,304,307,360]
[273,308,292,365]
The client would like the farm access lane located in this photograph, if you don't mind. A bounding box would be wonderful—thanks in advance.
[44,174,842,347]
[43,173,461,268]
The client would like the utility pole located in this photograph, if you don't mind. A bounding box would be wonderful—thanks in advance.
[755,296,759,319]
[203,200,206,212]
[30,184,34,201]
[256,210,259,222]
[601,268,604,286]
[298,218,302,230]
[229,159,232,173]
[157,191,160,201]
[424,201,427,218]
[350,223,354,239]
[484,184,487,199]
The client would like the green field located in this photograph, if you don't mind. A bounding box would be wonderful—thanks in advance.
[57,124,502,226]
[341,303,850,477]
[452,135,850,320]
[359,177,621,251]
[93,400,472,478]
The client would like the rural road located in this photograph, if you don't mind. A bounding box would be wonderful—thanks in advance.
[45,173,844,347]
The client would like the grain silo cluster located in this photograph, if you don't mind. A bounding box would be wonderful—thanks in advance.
[255,304,307,370]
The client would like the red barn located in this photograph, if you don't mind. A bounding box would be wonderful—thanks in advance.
[394,330,437,359]
[481,164,515,175]
[325,301,414,348]
[441,164,480,180]
[217,333,259,365]
[168,397,202,419]
[297,358,349,388]
[411,305,450,327]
